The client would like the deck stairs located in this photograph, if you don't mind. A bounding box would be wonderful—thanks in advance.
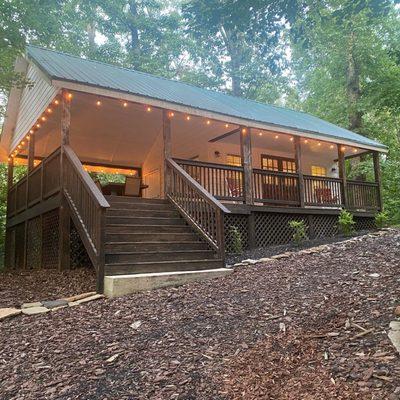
[104,196,225,276]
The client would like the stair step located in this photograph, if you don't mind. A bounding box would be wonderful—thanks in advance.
[107,208,179,218]
[106,196,168,204]
[104,268,233,298]
[105,232,200,242]
[106,201,174,211]
[106,250,216,263]
[106,241,208,252]
[106,216,186,225]
[105,259,224,275]
[106,224,193,234]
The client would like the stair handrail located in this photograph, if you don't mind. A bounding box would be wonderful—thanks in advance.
[62,145,110,291]
[166,158,230,259]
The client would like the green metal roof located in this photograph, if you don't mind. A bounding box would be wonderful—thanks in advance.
[27,45,386,150]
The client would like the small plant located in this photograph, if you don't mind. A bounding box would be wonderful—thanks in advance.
[338,209,355,236]
[375,211,389,229]
[288,220,308,246]
[229,225,243,254]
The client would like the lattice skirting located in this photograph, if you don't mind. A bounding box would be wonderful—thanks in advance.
[224,212,376,254]
[5,208,92,270]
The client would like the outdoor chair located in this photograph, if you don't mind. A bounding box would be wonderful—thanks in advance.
[124,176,141,197]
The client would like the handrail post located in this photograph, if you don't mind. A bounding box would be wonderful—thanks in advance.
[163,110,172,197]
[294,136,305,208]
[240,126,253,205]
[97,208,106,293]
[372,151,383,211]
[337,144,348,208]
[59,90,71,271]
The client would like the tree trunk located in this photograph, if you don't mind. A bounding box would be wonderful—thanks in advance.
[346,32,362,132]
[128,0,140,69]
[87,22,96,57]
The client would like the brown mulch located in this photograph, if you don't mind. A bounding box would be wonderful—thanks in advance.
[0,268,96,307]
[1,230,400,399]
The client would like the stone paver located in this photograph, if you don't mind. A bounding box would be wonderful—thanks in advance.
[388,321,400,354]
[42,299,69,309]
[21,301,42,309]
[21,306,50,315]
[0,308,22,321]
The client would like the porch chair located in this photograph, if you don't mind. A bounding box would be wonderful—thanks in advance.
[124,176,141,197]
[226,176,242,199]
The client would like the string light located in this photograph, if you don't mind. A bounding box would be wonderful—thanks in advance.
[225,124,229,128]
[353,148,358,153]
[123,102,128,108]
[36,123,41,128]
[146,106,152,112]
[46,108,52,113]
[317,142,321,146]
[206,120,211,125]
[168,112,175,118]
[96,100,102,106]
[26,135,30,140]
[341,146,346,151]
[186,115,191,121]
[304,139,308,144]
[41,116,46,121]
[242,128,247,133]
[54,99,60,105]
[275,135,279,139]
[258,132,263,136]
[21,141,25,146]
[290,137,294,142]
[67,93,73,100]
[329,144,334,149]
[29,129,34,134]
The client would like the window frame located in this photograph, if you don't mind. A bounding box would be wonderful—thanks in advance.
[261,154,297,173]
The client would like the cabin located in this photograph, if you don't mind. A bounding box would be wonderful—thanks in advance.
[1,46,387,296]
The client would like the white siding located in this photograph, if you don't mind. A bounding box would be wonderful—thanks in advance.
[11,63,57,150]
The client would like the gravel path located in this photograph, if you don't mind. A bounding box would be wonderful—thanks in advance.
[1,230,399,399]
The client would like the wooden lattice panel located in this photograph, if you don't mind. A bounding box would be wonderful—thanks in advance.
[26,217,42,269]
[70,221,93,269]
[14,223,26,269]
[4,228,16,269]
[311,215,338,238]
[42,209,60,269]
[224,214,249,253]
[255,212,307,247]
[354,216,376,231]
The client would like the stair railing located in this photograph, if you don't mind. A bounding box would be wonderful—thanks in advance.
[62,145,110,290]
[166,158,230,260]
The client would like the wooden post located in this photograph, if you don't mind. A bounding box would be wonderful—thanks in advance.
[163,109,172,197]
[337,144,348,208]
[59,90,71,271]
[27,134,35,172]
[294,137,305,208]
[240,126,253,205]
[373,151,383,211]
[7,156,14,189]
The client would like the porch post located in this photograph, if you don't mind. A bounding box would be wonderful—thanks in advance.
[59,89,71,271]
[372,151,383,211]
[337,145,348,208]
[27,134,35,172]
[7,156,14,189]
[294,137,305,208]
[163,109,172,197]
[240,126,253,204]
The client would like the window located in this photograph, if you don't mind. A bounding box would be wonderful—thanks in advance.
[226,154,242,167]
[261,155,296,173]
[311,166,327,177]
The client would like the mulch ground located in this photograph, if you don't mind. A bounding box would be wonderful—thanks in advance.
[1,230,400,399]
[0,268,96,308]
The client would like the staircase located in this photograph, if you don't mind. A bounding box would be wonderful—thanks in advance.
[104,196,224,276]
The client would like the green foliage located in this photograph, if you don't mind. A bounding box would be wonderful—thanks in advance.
[338,210,356,236]
[228,225,243,254]
[375,211,389,229]
[288,220,308,246]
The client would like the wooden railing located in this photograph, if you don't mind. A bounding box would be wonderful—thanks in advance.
[7,147,61,218]
[303,175,343,207]
[63,145,110,272]
[166,158,230,258]
[347,180,380,210]
[175,158,244,202]
[253,169,301,206]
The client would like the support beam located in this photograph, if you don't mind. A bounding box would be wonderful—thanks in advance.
[337,145,348,208]
[27,134,35,172]
[373,151,383,211]
[163,109,172,197]
[240,126,253,205]
[294,137,305,208]
[7,156,14,189]
[59,90,71,270]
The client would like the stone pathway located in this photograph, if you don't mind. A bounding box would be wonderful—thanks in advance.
[0,292,104,321]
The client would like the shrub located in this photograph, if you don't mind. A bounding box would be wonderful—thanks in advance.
[375,211,389,229]
[229,225,243,254]
[338,209,355,236]
[288,220,308,246]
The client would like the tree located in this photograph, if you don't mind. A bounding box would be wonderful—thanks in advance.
[182,0,301,98]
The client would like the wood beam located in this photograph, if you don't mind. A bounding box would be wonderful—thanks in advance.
[294,137,305,208]
[240,126,253,205]
[59,89,71,270]
[208,128,240,143]
[337,144,348,208]
[373,151,383,211]
[163,109,172,196]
